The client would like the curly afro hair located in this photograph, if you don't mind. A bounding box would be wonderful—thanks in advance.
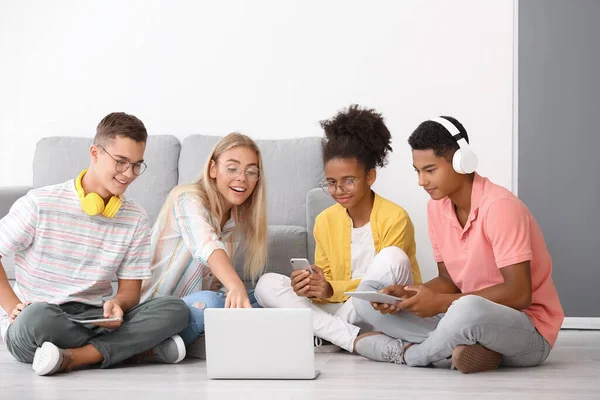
[407,116,469,160]
[320,104,392,170]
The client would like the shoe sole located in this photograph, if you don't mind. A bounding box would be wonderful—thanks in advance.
[452,344,502,374]
[170,335,186,364]
[32,342,60,376]
[314,345,342,354]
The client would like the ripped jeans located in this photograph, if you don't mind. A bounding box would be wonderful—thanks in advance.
[179,289,261,346]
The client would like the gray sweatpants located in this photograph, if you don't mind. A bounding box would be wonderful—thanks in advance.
[354,279,552,367]
[5,296,189,368]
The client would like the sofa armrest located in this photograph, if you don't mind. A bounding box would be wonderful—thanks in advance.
[305,188,335,264]
[0,186,32,219]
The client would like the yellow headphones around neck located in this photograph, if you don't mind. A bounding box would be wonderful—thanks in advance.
[75,169,122,218]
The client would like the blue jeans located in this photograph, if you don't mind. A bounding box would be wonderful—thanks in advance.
[179,289,260,346]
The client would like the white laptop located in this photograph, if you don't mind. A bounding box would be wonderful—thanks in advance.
[204,308,319,380]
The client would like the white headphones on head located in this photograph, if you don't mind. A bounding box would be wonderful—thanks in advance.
[430,117,478,174]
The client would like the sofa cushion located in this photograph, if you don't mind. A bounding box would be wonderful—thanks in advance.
[127,136,181,225]
[234,225,307,282]
[179,135,325,227]
[32,135,180,225]
[265,225,308,276]
[178,135,221,185]
[33,137,93,188]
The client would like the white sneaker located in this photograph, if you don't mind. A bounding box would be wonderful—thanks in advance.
[354,333,404,364]
[131,335,186,364]
[314,336,342,353]
[32,342,71,376]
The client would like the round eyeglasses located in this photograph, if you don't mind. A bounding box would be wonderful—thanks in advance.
[220,163,261,182]
[96,144,147,176]
[319,178,359,196]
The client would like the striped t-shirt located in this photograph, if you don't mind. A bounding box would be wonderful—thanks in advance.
[0,179,152,340]
[141,192,237,301]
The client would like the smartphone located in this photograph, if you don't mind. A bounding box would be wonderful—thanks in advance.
[344,291,403,305]
[68,316,123,324]
[290,258,314,274]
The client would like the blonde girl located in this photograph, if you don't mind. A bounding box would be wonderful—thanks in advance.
[142,133,268,345]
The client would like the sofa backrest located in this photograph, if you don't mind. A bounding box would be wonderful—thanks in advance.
[178,135,325,228]
[33,135,181,225]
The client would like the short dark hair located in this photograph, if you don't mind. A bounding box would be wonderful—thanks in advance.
[407,116,469,160]
[320,104,392,170]
[94,112,147,144]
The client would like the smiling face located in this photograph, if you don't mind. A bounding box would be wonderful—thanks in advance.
[412,149,463,200]
[323,157,375,210]
[209,146,260,210]
[89,135,146,198]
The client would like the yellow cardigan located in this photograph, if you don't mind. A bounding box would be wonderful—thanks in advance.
[313,193,422,303]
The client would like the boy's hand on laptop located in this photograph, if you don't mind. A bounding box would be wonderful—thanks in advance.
[305,266,333,299]
[225,286,252,308]
[94,300,124,329]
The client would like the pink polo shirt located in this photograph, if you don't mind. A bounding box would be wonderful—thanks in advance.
[427,173,564,347]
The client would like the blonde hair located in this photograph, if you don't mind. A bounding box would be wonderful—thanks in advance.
[153,133,268,281]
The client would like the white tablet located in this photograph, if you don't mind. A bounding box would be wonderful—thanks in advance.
[344,291,403,305]
[68,316,123,324]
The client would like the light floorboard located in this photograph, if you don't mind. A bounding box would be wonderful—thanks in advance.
[1,330,599,400]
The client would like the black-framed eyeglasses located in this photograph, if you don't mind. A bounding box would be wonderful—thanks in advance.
[218,162,261,182]
[96,144,147,176]
[319,178,359,196]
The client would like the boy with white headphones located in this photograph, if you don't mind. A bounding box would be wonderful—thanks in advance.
[352,116,564,373]
[0,112,189,376]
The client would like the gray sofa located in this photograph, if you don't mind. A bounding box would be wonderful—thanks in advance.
[0,135,336,286]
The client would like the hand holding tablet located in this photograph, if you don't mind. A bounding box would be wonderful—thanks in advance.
[344,291,403,305]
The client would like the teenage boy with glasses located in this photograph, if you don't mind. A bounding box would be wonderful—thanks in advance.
[0,112,189,376]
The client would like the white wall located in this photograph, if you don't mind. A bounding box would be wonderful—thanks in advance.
[0,0,514,281]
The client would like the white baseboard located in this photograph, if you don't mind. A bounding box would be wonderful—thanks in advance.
[561,317,600,330]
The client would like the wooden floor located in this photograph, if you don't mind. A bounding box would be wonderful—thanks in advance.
[1,330,599,400]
